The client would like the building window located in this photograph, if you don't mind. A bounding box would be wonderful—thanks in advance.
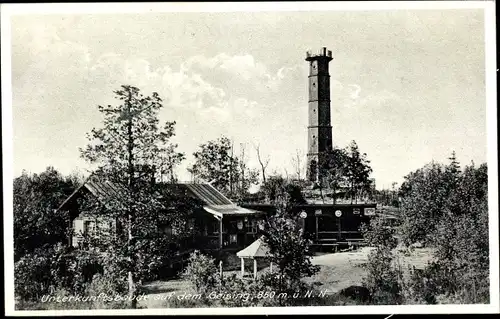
[162,225,173,237]
[83,220,96,236]
[208,219,219,234]
[229,234,237,244]
[246,219,257,233]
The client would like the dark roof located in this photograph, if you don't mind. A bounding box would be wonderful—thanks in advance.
[55,178,129,212]
[85,179,128,207]
[57,179,263,217]
[182,183,233,206]
[160,182,263,216]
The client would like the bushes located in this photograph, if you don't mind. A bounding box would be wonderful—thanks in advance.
[361,217,403,305]
[398,160,489,304]
[182,250,219,296]
[67,250,104,295]
[85,274,129,309]
[361,158,489,305]
[15,247,57,301]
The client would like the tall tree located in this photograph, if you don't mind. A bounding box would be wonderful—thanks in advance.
[259,186,319,305]
[344,140,373,204]
[13,167,77,260]
[291,149,304,181]
[190,136,258,198]
[318,148,349,204]
[254,143,270,184]
[80,85,184,308]
[394,157,488,303]
[235,143,259,199]
[189,136,238,196]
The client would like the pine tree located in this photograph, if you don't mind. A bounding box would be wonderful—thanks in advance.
[80,85,185,308]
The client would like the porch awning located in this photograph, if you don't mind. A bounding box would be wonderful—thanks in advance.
[203,204,263,218]
[236,236,270,258]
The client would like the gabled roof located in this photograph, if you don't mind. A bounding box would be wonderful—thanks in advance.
[182,183,233,206]
[159,182,264,217]
[237,236,270,258]
[55,178,129,213]
[57,178,264,218]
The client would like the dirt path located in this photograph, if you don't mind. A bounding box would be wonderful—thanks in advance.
[140,246,435,308]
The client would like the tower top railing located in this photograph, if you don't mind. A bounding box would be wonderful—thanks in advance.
[306,47,333,59]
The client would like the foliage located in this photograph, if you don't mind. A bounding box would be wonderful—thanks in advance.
[15,246,60,301]
[13,167,77,260]
[85,274,129,309]
[183,250,220,297]
[214,273,262,307]
[311,140,373,203]
[79,85,184,183]
[67,249,104,295]
[260,175,306,205]
[259,188,320,305]
[361,216,398,249]
[344,140,373,203]
[398,161,453,245]
[370,153,489,305]
[14,241,112,306]
[79,85,187,308]
[361,217,402,305]
[317,148,349,204]
[189,137,259,199]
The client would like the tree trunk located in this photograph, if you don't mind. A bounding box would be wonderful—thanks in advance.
[229,142,234,198]
[332,184,336,205]
[319,184,325,204]
[126,90,137,309]
[350,181,354,204]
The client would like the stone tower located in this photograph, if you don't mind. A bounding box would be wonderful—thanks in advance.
[305,47,333,182]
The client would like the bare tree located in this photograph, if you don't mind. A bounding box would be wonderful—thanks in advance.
[291,149,304,181]
[254,143,270,184]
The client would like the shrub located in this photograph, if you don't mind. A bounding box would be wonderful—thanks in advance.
[398,160,489,304]
[14,243,74,301]
[363,248,403,305]
[338,285,371,304]
[183,250,219,296]
[15,249,55,301]
[85,273,129,309]
[67,249,104,295]
[212,273,261,307]
[361,216,402,305]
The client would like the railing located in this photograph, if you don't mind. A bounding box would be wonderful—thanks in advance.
[306,48,333,59]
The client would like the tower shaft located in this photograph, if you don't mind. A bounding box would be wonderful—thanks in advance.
[305,47,333,182]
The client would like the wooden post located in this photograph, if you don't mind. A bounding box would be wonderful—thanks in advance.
[219,217,223,249]
[240,258,245,278]
[337,215,342,240]
[68,215,72,246]
[253,258,257,279]
[219,260,223,279]
[315,216,319,240]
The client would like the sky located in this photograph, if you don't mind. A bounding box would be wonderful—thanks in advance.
[9,7,488,189]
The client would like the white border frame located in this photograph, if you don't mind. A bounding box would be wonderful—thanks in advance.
[2,1,498,316]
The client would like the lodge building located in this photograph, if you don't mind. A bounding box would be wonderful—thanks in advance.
[55,47,381,270]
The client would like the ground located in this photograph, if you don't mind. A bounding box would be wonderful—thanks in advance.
[140,246,434,308]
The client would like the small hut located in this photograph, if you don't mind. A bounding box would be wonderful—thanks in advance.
[236,236,272,279]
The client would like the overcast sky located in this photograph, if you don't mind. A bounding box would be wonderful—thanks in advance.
[10,7,487,189]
